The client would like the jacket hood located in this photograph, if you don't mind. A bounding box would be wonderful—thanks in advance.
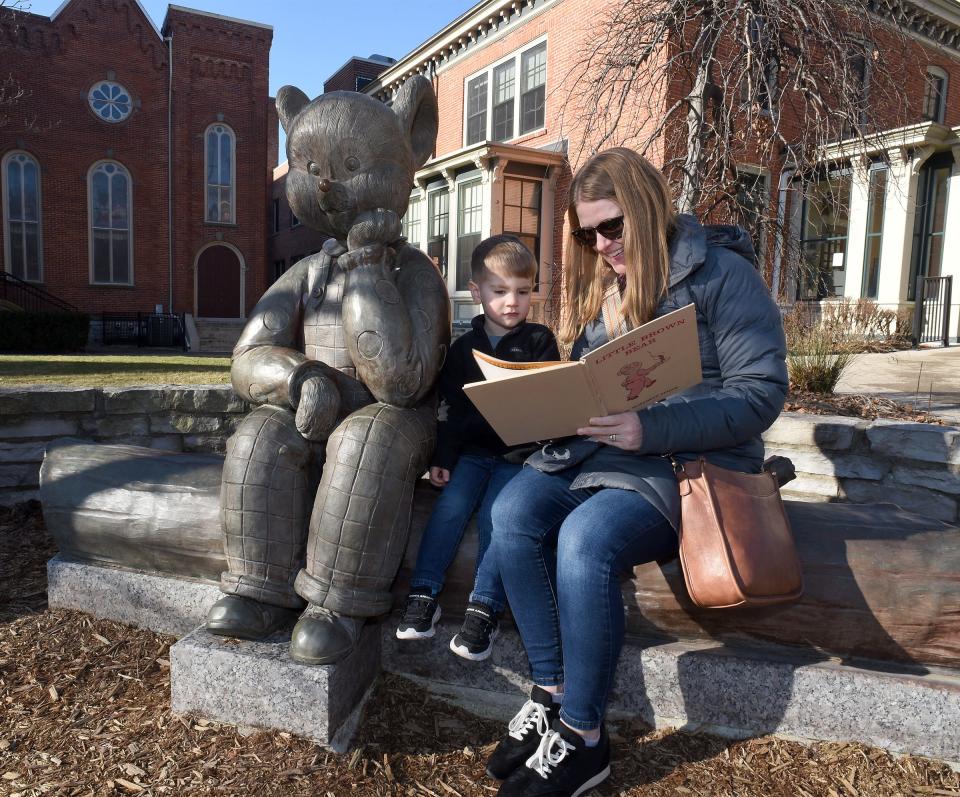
[668,214,757,287]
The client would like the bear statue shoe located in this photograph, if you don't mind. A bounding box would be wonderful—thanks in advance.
[289,605,365,665]
[206,595,300,640]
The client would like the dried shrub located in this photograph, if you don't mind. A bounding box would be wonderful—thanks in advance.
[783,303,857,394]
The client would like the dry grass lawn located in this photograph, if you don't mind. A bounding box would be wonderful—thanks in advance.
[0,354,231,388]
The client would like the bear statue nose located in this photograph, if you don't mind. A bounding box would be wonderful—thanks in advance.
[318,179,331,193]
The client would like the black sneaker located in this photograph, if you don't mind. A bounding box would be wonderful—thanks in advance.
[449,602,499,661]
[395,592,441,640]
[485,686,559,781]
[497,720,610,797]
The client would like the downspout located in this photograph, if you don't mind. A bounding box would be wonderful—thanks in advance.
[771,167,795,302]
[165,34,174,315]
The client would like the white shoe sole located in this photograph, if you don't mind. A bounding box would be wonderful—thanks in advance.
[395,605,441,640]
[571,764,611,797]
[449,625,498,661]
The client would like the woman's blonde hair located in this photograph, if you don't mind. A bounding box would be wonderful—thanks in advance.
[559,148,677,347]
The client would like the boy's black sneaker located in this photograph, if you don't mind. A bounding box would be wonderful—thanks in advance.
[497,720,610,797]
[449,602,499,661]
[485,686,559,781]
[395,592,441,640]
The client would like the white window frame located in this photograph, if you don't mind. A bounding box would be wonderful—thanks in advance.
[204,123,236,224]
[463,36,547,146]
[455,177,484,292]
[860,162,888,300]
[426,184,450,280]
[402,193,423,248]
[923,66,948,124]
[88,160,134,286]
[797,167,853,300]
[2,150,43,283]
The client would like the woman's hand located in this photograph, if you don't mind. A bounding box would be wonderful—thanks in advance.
[577,412,644,451]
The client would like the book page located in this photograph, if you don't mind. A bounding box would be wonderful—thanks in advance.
[581,304,702,414]
[463,363,605,445]
[473,350,568,382]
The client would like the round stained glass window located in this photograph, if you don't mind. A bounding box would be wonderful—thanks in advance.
[88,80,133,123]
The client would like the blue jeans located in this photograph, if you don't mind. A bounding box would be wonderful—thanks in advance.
[491,465,678,730]
[409,453,518,612]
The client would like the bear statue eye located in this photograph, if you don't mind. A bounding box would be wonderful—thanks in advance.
[344,156,361,172]
[307,162,322,177]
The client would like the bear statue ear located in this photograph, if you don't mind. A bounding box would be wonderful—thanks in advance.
[276,85,311,135]
[392,75,439,172]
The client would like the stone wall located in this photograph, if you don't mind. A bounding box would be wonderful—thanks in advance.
[763,414,960,523]
[0,386,248,505]
[2,385,958,519]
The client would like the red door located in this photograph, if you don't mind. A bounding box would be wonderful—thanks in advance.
[197,245,242,318]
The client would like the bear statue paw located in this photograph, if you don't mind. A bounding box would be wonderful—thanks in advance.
[289,605,365,665]
[206,595,299,641]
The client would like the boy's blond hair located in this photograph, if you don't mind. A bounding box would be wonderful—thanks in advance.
[470,234,537,283]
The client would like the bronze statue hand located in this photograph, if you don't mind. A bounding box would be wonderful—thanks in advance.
[295,374,342,442]
[338,242,395,273]
[346,208,402,251]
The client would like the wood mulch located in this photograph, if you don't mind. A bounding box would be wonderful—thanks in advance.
[2,488,959,796]
[785,390,948,425]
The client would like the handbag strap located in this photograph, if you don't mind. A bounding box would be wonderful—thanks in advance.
[601,280,632,341]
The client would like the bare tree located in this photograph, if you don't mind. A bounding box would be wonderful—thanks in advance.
[559,0,917,293]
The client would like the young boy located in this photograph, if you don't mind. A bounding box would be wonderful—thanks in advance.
[396,234,560,661]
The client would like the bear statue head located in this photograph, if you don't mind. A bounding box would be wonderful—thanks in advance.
[276,75,439,242]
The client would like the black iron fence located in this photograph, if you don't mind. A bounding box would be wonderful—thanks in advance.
[911,276,953,347]
[1,272,79,313]
[102,312,188,350]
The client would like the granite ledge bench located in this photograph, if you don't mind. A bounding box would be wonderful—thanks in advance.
[38,438,960,671]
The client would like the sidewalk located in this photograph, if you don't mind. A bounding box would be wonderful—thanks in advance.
[834,345,960,425]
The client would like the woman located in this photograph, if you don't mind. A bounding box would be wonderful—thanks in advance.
[485,148,787,797]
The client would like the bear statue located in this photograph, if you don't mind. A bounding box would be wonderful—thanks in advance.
[204,75,450,665]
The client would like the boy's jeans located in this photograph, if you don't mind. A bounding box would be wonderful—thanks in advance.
[409,453,518,613]
[490,465,678,730]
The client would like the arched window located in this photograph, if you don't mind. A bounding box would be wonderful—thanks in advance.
[3,151,42,282]
[205,124,235,223]
[88,161,132,285]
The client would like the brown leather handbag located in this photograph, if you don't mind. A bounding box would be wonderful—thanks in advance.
[674,457,803,609]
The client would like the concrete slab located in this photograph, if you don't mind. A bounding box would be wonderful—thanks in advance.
[835,347,960,425]
[382,620,960,765]
[170,625,380,752]
[47,555,220,636]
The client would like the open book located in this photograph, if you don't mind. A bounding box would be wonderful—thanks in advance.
[463,303,702,445]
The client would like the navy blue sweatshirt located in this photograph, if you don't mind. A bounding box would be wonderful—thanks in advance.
[432,314,560,470]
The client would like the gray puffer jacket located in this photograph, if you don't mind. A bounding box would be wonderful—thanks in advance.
[527,214,788,530]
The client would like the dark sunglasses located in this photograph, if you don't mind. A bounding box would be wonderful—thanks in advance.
[572,215,625,247]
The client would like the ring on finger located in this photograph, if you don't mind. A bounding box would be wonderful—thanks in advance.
[609,433,617,442]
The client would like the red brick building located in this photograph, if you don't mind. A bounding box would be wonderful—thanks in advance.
[360,0,960,336]
[0,0,274,341]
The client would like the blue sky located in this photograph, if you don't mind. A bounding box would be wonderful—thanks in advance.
[29,0,477,157]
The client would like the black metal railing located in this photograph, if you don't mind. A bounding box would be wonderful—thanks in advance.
[912,275,953,347]
[102,312,187,350]
[0,272,80,313]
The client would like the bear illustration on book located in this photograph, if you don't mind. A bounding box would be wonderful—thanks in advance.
[618,353,669,400]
